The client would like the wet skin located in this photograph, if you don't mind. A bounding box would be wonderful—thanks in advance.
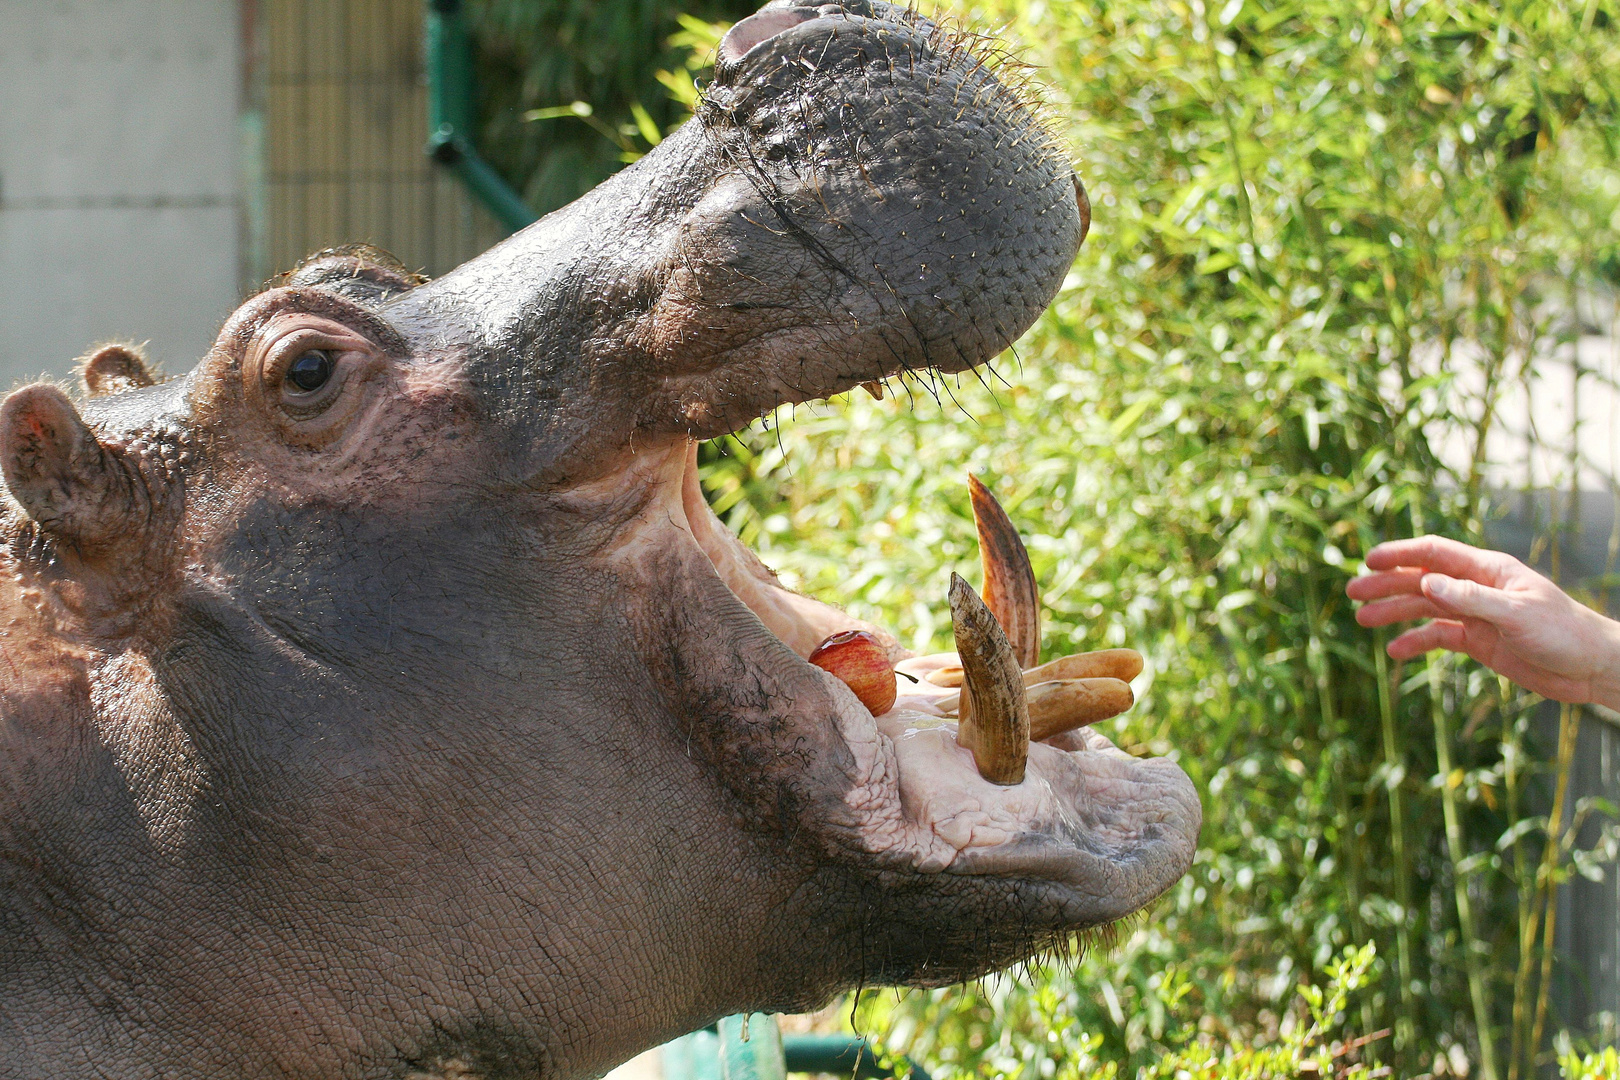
[0,3,1199,1077]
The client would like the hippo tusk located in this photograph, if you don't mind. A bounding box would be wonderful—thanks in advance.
[923,647,1144,690]
[949,573,1028,785]
[937,675,1133,737]
[1023,648,1143,685]
[1025,678,1134,741]
[968,475,1040,669]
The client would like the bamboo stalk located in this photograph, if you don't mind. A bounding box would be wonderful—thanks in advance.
[1528,705,1581,1071]
[1373,629,1416,1048]
[1504,676,1531,1080]
[1523,353,1586,1074]
[1200,2,1256,255]
[1306,575,1366,950]
[1304,571,1377,1039]
[1505,696,1578,1078]
[1429,651,1500,1080]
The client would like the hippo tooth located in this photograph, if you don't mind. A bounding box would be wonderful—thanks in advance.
[949,573,1029,786]
[1023,648,1143,685]
[860,380,886,401]
[930,648,1144,694]
[935,676,1132,737]
[968,475,1040,669]
[1025,678,1134,742]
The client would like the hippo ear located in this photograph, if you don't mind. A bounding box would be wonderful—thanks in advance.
[1,385,133,548]
[79,343,156,397]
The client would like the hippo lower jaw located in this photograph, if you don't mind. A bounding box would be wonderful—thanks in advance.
[668,438,1202,930]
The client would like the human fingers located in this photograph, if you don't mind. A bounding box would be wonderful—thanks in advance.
[1386,619,1467,659]
[1420,573,1519,624]
[1346,567,1426,601]
[1355,593,1451,628]
[1364,536,1517,584]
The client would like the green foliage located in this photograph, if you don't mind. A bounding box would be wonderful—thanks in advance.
[850,946,1617,1077]
[463,0,754,214]
[1559,1046,1620,1079]
[1140,945,1382,1078]
[847,947,1384,1080]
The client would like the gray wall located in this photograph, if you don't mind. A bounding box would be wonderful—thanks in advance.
[0,0,241,385]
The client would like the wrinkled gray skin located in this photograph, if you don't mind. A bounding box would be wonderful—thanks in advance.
[0,4,1200,1077]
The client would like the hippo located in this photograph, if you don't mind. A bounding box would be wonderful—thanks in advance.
[0,3,1200,1076]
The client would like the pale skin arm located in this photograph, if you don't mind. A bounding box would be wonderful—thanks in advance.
[1346,535,1620,711]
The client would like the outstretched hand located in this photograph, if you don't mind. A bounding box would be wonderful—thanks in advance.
[1347,535,1620,710]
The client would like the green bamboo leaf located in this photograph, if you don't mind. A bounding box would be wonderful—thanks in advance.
[1108,395,1158,437]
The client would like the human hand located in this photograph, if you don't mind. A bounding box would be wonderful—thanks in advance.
[1347,535,1620,710]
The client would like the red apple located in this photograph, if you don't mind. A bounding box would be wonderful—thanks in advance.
[808,630,898,716]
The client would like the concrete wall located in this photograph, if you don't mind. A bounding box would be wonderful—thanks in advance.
[0,0,241,385]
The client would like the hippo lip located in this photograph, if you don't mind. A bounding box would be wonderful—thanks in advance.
[673,441,1202,928]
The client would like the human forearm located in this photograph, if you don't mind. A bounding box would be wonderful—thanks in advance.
[1585,609,1620,712]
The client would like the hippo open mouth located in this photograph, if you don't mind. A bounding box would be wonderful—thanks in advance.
[609,0,1202,951]
[0,2,1198,1073]
[674,434,1201,933]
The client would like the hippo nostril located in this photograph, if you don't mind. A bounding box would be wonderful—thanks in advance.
[1073,173,1092,246]
[717,8,820,67]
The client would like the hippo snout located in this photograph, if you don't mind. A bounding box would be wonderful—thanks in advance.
[396,0,1086,480]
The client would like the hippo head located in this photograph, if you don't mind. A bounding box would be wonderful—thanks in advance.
[0,3,1198,1075]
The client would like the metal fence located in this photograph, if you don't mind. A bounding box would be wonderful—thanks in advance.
[249,0,504,286]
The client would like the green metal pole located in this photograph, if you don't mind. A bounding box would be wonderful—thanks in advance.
[659,1021,929,1080]
[424,0,539,233]
[781,1034,929,1080]
[718,1015,786,1080]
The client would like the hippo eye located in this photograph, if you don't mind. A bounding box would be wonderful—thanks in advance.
[285,350,335,393]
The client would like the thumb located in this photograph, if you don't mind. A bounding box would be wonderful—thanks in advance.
[1422,573,1516,624]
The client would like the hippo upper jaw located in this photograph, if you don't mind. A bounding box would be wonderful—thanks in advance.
[391,0,1087,488]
